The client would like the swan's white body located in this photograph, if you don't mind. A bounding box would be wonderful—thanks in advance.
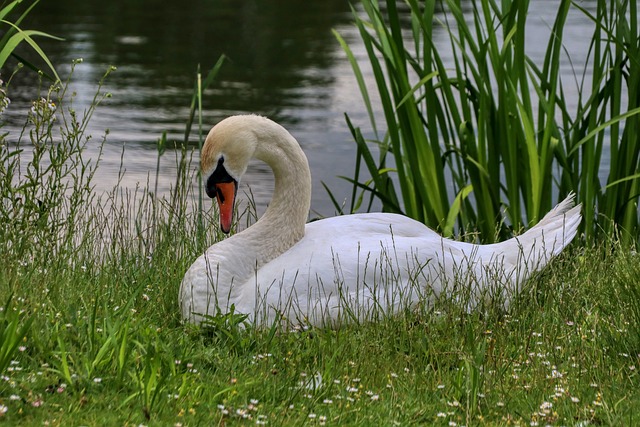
[180,115,582,327]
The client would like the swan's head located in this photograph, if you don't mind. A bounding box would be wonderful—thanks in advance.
[201,115,261,234]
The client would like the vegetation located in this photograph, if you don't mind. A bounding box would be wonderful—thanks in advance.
[0,0,60,81]
[1,108,640,423]
[0,0,639,425]
[334,0,640,244]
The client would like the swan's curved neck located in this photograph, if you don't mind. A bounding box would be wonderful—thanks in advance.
[237,121,311,264]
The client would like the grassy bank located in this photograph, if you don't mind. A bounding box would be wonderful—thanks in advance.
[0,69,639,426]
[1,214,640,425]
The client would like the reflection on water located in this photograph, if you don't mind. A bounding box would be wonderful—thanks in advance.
[1,0,609,218]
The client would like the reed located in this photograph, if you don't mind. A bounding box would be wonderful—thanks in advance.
[0,0,60,82]
[334,0,640,243]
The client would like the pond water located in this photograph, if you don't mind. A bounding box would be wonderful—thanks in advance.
[2,0,604,218]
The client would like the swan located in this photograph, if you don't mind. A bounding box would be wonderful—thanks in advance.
[180,115,582,327]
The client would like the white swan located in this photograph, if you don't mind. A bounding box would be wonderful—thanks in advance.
[180,115,582,327]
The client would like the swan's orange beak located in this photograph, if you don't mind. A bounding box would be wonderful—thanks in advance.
[215,181,237,234]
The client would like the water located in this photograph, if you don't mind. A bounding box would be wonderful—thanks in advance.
[2,0,605,218]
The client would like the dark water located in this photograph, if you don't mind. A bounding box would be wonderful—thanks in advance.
[2,0,605,217]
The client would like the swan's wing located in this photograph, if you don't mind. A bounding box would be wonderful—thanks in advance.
[240,213,462,325]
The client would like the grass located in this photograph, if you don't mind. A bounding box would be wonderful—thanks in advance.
[2,230,640,425]
[0,65,639,426]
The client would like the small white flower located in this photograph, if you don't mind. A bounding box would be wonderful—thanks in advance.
[540,401,553,411]
[551,369,563,378]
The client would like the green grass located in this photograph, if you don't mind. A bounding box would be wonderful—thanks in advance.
[2,230,640,425]
[0,66,639,426]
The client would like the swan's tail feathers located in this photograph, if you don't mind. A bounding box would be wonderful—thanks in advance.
[508,192,582,270]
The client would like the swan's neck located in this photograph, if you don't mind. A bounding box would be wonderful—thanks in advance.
[236,122,311,265]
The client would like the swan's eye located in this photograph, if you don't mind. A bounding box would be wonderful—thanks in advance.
[215,156,224,171]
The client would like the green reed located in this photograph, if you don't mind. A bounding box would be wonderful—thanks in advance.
[566,0,640,244]
[179,57,225,240]
[334,0,640,243]
[0,0,60,82]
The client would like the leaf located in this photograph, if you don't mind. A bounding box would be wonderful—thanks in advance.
[568,106,640,156]
[443,185,473,237]
[0,23,63,81]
